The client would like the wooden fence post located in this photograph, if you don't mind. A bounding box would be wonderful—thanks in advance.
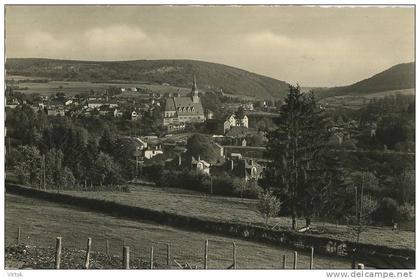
[106,240,110,257]
[166,243,171,266]
[84,238,92,269]
[55,237,62,269]
[357,263,364,269]
[309,247,314,269]
[150,246,154,269]
[232,242,237,269]
[282,255,286,269]
[17,227,21,245]
[204,239,208,269]
[293,251,298,269]
[123,246,130,269]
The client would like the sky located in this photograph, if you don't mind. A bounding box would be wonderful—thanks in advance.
[5,5,415,87]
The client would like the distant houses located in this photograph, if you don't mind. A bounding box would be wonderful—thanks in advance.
[143,144,164,159]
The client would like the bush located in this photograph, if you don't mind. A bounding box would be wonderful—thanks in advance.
[398,203,415,222]
[374,197,399,225]
[154,169,262,199]
[257,190,282,225]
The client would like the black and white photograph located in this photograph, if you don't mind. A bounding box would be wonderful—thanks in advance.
[2,2,416,277]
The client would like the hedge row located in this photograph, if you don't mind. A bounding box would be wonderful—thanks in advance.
[6,183,415,269]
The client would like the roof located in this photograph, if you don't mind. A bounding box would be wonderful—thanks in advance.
[164,96,204,116]
[174,97,204,116]
[115,136,147,157]
[191,156,211,167]
[165,98,176,111]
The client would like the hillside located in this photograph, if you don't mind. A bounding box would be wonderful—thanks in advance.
[316,62,415,98]
[6,58,289,99]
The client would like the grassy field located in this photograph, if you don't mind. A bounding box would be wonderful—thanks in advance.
[57,184,415,250]
[319,88,414,109]
[6,76,191,97]
[5,194,351,269]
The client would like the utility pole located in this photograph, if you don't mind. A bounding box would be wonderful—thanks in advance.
[355,185,359,225]
[135,147,139,179]
[43,155,46,190]
[360,173,364,221]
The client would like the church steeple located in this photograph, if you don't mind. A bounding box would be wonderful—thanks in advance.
[191,73,199,103]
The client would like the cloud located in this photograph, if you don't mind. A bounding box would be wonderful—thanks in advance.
[23,31,69,56]
[11,24,414,87]
[244,31,294,48]
[84,25,149,50]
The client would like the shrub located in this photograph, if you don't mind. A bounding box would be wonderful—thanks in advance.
[155,169,262,199]
[398,203,415,222]
[257,190,282,225]
[374,197,399,225]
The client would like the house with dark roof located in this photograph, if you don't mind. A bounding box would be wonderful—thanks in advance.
[163,74,205,129]
[226,156,263,181]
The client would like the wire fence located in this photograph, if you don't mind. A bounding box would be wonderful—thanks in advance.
[6,225,323,269]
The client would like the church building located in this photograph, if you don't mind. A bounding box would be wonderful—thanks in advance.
[163,75,205,130]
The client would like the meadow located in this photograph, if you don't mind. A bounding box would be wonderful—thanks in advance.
[57,184,414,250]
[5,194,351,269]
[6,75,191,97]
[319,88,415,110]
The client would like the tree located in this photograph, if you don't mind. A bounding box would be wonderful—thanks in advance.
[45,148,64,189]
[93,152,122,186]
[398,203,415,222]
[262,85,332,230]
[13,145,42,187]
[99,127,116,156]
[58,167,76,190]
[374,197,398,225]
[186,134,222,164]
[40,121,89,180]
[235,106,246,126]
[395,170,415,204]
[257,190,282,225]
[201,91,223,118]
[347,171,380,197]
[350,174,379,243]
[352,193,378,243]
[6,105,44,146]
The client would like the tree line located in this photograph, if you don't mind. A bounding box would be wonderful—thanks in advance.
[259,85,414,233]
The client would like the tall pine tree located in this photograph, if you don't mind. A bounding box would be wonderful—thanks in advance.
[262,85,333,229]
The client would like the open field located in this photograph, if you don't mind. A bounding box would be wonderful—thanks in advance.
[5,193,351,269]
[6,75,191,97]
[319,88,414,109]
[57,184,414,250]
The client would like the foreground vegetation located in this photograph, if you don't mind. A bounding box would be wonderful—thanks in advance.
[6,194,351,269]
[55,184,414,250]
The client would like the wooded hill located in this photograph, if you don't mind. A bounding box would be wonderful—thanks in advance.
[316,62,415,98]
[6,58,290,99]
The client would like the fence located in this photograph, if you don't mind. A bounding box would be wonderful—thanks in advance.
[9,226,321,269]
[6,183,415,269]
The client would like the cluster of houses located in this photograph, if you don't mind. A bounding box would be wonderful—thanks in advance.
[6,89,161,121]
[6,74,365,185]
[123,132,266,182]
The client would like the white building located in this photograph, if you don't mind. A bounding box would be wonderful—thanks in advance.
[223,114,249,133]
